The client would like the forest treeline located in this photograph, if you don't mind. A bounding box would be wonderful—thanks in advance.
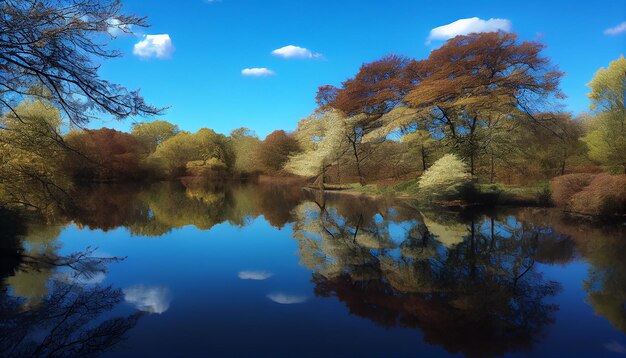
[2,32,625,217]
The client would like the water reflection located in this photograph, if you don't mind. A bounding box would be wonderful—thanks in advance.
[1,182,625,357]
[267,293,308,304]
[0,220,141,356]
[292,196,565,356]
[238,271,273,280]
[123,285,171,314]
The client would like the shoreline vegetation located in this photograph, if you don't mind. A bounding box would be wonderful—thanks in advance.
[1,1,625,222]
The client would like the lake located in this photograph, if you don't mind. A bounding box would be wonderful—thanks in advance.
[1,180,625,357]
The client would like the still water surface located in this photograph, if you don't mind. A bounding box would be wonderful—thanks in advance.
[1,181,626,357]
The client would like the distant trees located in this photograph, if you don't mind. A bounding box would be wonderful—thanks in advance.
[131,120,180,152]
[151,129,234,178]
[64,128,150,182]
[230,128,262,174]
[583,56,626,174]
[257,130,300,174]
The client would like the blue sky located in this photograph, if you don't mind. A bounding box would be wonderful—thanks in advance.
[95,0,626,138]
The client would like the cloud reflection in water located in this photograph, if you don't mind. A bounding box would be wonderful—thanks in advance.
[123,285,171,314]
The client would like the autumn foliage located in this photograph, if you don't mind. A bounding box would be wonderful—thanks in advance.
[257,130,300,173]
[551,173,626,217]
[64,128,151,182]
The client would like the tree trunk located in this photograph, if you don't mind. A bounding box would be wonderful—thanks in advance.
[490,151,494,184]
[351,140,365,185]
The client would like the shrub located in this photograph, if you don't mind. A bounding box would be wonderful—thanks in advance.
[550,173,597,207]
[569,174,626,217]
[418,154,471,199]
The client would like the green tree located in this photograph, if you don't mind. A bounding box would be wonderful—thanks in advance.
[151,128,235,177]
[401,129,437,172]
[229,127,262,174]
[583,56,626,173]
[0,99,71,215]
[131,120,180,152]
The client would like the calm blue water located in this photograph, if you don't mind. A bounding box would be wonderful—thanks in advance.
[1,182,625,357]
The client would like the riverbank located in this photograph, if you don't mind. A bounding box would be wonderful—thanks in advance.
[309,179,552,207]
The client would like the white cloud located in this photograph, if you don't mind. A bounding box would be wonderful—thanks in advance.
[604,22,626,36]
[238,270,273,280]
[241,67,275,77]
[271,45,322,59]
[133,34,175,59]
[124,285,171,314]
[267,293,307,304]
[426,17,512,44]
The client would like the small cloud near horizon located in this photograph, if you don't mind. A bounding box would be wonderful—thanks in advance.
[426,17,512,45]
[271,45,323,59]
[604,21,626,36]
[133,34,175,59]
[241,67,275,77]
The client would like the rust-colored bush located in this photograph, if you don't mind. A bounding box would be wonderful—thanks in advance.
[569,174,626,217]
[550,173,597,207]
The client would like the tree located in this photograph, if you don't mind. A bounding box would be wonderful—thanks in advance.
[0,99,71,215]
[230,127,262,174]
[285,110,351,186]
[0,0,161,126]
[317,54,414,184]
[400,32,563,177]
[63,128,150,181]
[131,120,180,152]
[418,154,470,198]
[583,56,626,173]
[400,129,437,172]
[257,130,300,173]
[151,128,235,177]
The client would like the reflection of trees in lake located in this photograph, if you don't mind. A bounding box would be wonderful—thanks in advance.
[581,231,626,334]
[4,183,626,354]
[65,180,307,235]
[0,212,141,356]
[293,198,564,357]
[0,281,142,357]
[514,208,626,334]
[516,209,626,334]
